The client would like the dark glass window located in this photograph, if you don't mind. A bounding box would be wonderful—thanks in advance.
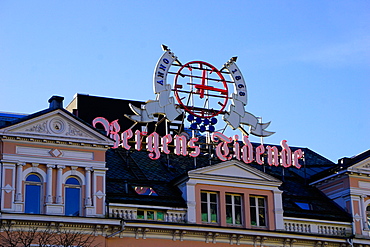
[226,194,242,225]
[201,191,218,223]
[24,174,42,214]
[250,196,266,227]
[25,174,42,214]
[65,177,81,216]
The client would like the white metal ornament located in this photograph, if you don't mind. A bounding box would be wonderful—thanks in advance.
[223,59,275,137]
[125,49,183,123]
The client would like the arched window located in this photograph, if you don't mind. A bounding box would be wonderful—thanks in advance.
[25,174,42,214]
[65,177,81,216]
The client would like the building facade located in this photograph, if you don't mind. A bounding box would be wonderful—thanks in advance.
[0,94,369,247]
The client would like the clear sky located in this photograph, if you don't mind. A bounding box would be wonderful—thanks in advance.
[0,1,369,162]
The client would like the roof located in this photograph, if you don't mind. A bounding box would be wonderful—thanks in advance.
[309,149,370,182]
[105,144,352,222]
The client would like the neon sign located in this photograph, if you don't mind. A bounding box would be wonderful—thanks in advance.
[92,46,303,169]
[93,117,303,169]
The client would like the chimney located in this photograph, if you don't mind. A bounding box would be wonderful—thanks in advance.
[48,96,64,110]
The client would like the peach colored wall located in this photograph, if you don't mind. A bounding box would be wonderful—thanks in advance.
[2,142,105,162]
[349,177,370,189]
[96,176,103,214]
[195,184,275,230]
[3,169,13,209]
[107,238,253,247]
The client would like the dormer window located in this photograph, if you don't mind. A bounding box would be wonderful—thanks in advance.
[201,191,218,223]
[250,195,266,227]
[226,193,242,225]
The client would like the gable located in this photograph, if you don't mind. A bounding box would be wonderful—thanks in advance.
[188,160,281,185]
[0,109,113,145]
[346,154,370,173]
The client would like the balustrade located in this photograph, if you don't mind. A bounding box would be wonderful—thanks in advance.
[110,207,185,223]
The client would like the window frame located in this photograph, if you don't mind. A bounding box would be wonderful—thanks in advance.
[64,176,82,216]
[225,193,243,226]
[250,195,267,227]
[24,173,43,214]
[136,209,165,221]
[201,191,219,224]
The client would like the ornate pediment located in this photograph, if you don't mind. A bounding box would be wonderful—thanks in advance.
[188,160,281,185]
[0,109,113,145]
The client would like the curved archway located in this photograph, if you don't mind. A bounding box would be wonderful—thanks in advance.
[25,173,42,214]
[65,176,81,216]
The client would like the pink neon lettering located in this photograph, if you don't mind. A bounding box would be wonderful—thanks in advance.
[161,134,172,154]
[241,135,253,163]
[93,117,120,148]
[212,132,232,161]
[120,129,133,150]
[92,117,110,134]
[293,149,303,169]
[147,132,160,160]
[135,130,142,151]
[280,140,292,168]
[233,135,240,160]
[267,146,279,166]
[188,137,200,157]
[174,135,187,156]
[255,145,265,165]
[92,117,304,169]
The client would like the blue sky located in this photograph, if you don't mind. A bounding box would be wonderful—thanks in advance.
[0,1,369,162]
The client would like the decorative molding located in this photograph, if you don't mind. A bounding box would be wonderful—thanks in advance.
[25,121,50,134]
[95,190,105,199]
[3,184,14,193]
[50,149,63,157]
[66,124,89,137]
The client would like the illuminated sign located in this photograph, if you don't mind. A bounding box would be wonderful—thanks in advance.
[92,46,303,169]
[93,117,302,169]
[125,45,274,137]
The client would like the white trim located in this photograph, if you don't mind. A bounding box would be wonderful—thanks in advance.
[109,203,187,211]
[22,167,47,182]
[62,170,85,185]
[284,216,352,225]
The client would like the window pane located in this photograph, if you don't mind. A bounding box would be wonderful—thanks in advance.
[25,184,41,214]
[65,187,80,216]
[250,197,256,206]
[66,177,80,185]
[26,174,41,182]
[259,208,266,226]
[226,205,232,224]
[201,203,208,222]
[147,211,154,220]
[210,193,217,203]
[226,194,231,204]
[258,198,265,207]
[137,210,144,219]
[201,192,207,202]
[235,206,242,225]
[235,195,241,205]
[157,212,164,221]
[250,207,257,226]
[210,203,217,223]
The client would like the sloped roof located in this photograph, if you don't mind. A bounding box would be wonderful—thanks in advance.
[105,145,351,222]
[309,149,370,183]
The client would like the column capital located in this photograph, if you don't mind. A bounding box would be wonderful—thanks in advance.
[85,167,93,172]
[57,165,65,169]
[46,164,55,169]
[17,162,25,166]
